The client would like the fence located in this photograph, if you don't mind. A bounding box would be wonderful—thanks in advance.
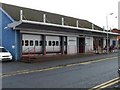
[22,47,37,62]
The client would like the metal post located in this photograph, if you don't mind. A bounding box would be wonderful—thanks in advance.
[106,15,109,54]
[20,10,23,20]
[77,37,79,54]
[28,48,30,62]
[43,14,46,23]
[61,36,64,55]
[42,35,46,55]
[76,20,79,27]
[106,13,113,54]
[92,23,94,30]
[62,17,64,25]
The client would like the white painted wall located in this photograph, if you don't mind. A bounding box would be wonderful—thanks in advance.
[85,36,93,53]
[67,36,77,54]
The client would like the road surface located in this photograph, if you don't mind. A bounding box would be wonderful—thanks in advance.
[2,53,119,88]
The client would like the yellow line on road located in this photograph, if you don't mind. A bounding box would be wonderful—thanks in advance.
[1,66,65,78]
[90,77,120,90]
[1,57,117,78]
[90,57,117,63]
[80,62,91,64]
[99,79,120,89]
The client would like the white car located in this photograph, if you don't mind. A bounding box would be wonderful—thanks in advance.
[0,46,12,61]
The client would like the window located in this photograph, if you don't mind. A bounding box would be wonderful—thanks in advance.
[52,41,55,46]
[22,40,24,46]
[39,41,42,46]
[112,40,116,46]
[30,40,33,46]
[0,48,8,52]
[64,41,67,46]
[45,41,47,46]
[25,40,29,46]
[35,40,38,46]
[49,41,52,46]
[56,41,59,46]
[60,41,62,46]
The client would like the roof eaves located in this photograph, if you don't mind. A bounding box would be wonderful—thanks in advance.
[7,20,117,36]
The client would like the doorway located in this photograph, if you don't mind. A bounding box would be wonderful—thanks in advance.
[79,38,85,53]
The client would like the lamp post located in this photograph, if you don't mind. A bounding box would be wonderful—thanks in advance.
[106,13,114,54]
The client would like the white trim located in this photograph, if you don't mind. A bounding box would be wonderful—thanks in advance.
[8,21,22,28]
[8,20,120,36]
[20,29,79,37]
[0,7,14,22]
[22,20,119,35]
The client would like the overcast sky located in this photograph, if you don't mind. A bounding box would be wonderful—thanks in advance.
[1,0,119,29]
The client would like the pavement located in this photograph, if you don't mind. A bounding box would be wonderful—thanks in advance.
[2,52,118,74]
[21,52,118,63]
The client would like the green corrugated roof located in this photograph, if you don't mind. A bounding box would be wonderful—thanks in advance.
[1,3,103,30]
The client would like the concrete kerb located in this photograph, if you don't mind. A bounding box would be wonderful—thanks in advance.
[20,53,96,63]
[2,52,117,74]
[19,52,117,64]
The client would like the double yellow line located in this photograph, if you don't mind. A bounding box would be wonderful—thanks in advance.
[90,77,120,90]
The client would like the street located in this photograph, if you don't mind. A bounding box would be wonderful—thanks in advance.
[2,53,119,88]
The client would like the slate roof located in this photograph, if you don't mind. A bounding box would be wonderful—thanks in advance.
[1,3,103,31]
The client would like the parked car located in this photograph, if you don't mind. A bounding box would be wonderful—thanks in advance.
[0,46,12,61]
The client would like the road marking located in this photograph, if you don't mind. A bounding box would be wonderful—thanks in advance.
[80,62,91,64]
[1,56,117,78]
[99,79,120,89]
[3,69,30,75]
[1,65,66,78]
[90,57,117,63]
[90,77,120,90]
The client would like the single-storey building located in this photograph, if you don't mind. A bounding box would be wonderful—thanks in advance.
[0,3,119,61]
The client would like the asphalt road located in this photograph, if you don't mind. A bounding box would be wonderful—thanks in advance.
[2,53,119,88]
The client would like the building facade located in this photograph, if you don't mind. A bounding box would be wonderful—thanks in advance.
[0,3,118,61]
